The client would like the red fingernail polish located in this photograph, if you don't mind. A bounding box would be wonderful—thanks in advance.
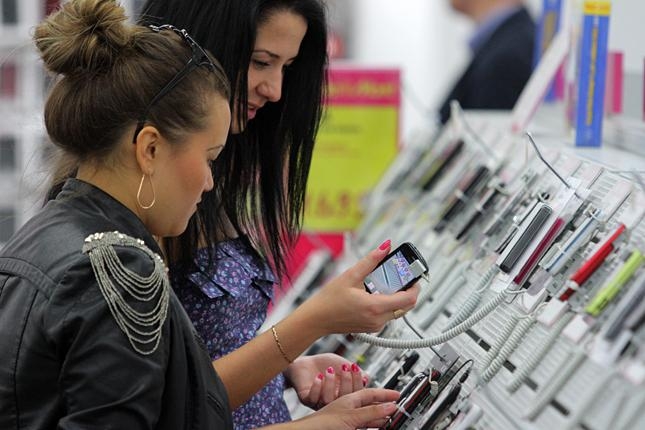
[362,376,368,386]
[351,363,360,372]
[317,373,324,380]
[341,364,350,372]
[379,239,391,250]
[326,367,335,375]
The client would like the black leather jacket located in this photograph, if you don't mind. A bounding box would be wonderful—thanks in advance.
[0,179,233,430]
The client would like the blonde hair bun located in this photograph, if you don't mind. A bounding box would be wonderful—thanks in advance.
[34,0,131,75]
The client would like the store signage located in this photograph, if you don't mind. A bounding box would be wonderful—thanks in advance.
[303,67,400,231]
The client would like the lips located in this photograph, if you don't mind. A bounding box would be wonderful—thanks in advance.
[247,102,263,120]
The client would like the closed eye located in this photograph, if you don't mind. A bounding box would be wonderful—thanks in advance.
[252,59,270,69]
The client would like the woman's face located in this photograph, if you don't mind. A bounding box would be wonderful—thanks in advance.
[151,97,230,237]
[230,10,308,134]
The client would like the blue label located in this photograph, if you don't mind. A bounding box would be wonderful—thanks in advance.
[575,10,610,147]
[534,0,562,101]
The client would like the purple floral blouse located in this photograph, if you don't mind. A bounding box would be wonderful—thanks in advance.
[172,237,291,430]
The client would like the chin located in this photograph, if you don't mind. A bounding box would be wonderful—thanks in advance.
[165,222,189,238]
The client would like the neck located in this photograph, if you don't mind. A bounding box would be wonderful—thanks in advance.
[76,163,144,223]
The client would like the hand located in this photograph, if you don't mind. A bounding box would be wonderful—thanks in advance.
[296,240,420,336]
[284,354,368,409]
[294,388,399,430]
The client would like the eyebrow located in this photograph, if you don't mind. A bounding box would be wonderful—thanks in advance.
[252,49,297,62]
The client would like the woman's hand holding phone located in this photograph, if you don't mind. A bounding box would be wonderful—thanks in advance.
[295,240,420,337]
[364,242,429,295]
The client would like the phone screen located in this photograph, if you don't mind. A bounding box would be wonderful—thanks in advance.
[365,250,420,294]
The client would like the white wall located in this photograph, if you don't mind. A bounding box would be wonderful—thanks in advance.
[345,0,470,142]
[608,0,645,119]
[344,0,543,143]
[343,0,643,140]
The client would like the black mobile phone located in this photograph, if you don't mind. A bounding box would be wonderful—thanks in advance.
[364,242,428,294]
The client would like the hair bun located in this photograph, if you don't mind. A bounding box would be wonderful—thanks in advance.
[34,0,131,75]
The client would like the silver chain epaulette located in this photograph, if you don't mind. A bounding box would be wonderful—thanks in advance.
[82,231,170,355]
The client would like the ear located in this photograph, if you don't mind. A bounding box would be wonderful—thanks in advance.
[134,125,163,175]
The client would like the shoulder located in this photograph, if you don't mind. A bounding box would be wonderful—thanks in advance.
[473,12,535,78]
[488,8,535,52]
[51,231,171,356]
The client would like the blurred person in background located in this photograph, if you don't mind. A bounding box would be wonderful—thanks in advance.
[439,0,535,123]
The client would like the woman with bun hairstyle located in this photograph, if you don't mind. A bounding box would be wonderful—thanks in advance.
[0,1,405,429]
[137,1,420,427]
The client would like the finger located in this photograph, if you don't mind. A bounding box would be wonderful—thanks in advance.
[338,363,353,397]
[350,402,398,427]
[351,388,400,406]
[321,367,337,405]
[362,417,393,429]
[306,373,324,408]
[351,363,364,392]
[344,240,392,283]
[369,284,420,316]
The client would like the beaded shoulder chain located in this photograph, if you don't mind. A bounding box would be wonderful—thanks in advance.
[82,231,170,355]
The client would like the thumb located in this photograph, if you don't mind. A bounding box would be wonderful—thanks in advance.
[345,240,391,283]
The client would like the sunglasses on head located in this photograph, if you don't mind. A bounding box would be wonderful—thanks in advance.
[132,24,216,143]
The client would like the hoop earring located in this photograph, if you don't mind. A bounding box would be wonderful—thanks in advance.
[136,173,156,210]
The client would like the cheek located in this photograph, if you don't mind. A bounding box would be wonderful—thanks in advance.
[173,159,203,192]
[247,68,261,94]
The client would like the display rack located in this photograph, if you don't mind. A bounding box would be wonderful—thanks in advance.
[273,108,645,430]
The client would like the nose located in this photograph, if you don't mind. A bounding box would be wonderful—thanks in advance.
[205,170,214,192]
[257,71,282,102]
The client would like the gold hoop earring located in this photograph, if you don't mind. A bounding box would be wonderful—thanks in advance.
[136,173,156,210]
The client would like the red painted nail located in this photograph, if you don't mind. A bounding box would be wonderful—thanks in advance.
[326,367,335,375]
[341,364,350,372]
[316,373,324,380]
[362,376,368,386]
[378,239,391,250]
[351,363,360,372]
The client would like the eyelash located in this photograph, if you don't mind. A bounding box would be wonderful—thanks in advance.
[252,60,292,73]
[252,60,270,69]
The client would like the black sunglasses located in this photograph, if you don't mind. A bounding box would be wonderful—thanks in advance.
[132,24,216,143]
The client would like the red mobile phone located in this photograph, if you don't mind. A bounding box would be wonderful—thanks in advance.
[364,242,428,294]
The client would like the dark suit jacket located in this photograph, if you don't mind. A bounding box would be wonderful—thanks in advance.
[439,7,535,124]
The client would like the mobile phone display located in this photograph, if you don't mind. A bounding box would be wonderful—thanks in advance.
[364,243,428,294]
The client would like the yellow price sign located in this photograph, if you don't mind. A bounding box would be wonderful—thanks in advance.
[304,67,400,232]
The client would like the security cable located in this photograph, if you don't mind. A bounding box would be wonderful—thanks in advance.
[507,311,574,392]
[479,315,535,383]
[419,268,468,330]
[524,348,586,420]
[353,286,517,349]
[443,265,500,330]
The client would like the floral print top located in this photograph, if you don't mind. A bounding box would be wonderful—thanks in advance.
[172,236,291,430]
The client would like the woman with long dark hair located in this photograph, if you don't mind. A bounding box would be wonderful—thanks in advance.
[139,0,419,428]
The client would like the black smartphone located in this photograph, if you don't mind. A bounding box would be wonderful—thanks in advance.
[364,242,428,294]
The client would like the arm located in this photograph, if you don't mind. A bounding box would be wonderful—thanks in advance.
[49,253,168,428]
[214,242,419,408]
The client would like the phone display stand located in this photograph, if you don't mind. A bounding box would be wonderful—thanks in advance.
[281,110,645,429]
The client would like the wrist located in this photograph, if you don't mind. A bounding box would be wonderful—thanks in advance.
[291,293,332,338]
